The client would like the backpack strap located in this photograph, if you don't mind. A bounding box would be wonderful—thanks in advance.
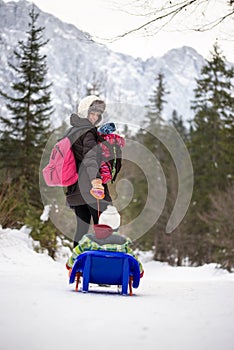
[59,125,92,144]
[111,145,117,182]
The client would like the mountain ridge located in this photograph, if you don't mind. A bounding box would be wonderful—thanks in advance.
[0,0,208,127]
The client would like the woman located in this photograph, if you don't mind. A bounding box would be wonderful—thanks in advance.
[66,95,112,247]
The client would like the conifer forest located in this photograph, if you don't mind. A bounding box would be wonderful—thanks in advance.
[0,7,233,271]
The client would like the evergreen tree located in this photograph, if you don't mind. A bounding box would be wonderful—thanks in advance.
[0,5,53,200]
[146,72,169,125]
[164,111,190,266]
[191,42,234,197]
[86,72,104,97]
[145,73,172,260]
[129,73,172,258]
[0,6,59,258]
[199,184,234,272]
[187,42,234,265]
[143,72,169,162]
[170,110,187,141]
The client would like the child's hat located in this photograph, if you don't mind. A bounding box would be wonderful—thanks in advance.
[98,122,116,135]
[98,205,120,230]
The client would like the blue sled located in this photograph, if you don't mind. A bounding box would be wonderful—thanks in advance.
[69,250,140,296]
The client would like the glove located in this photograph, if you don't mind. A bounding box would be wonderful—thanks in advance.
[140,270,144,278]
[90,178,105,199]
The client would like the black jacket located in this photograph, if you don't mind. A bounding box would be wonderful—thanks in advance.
[66,114,112,206]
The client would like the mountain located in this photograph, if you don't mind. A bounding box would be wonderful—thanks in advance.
[0,0,207,128]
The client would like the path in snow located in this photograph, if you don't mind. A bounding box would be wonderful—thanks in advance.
[0,226,234,350]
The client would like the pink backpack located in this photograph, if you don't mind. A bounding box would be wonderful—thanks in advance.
[42,128,125,187]
[42,137,78,187]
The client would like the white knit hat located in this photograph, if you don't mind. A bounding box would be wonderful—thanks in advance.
[98,205,121,230]
[77,95,105,119]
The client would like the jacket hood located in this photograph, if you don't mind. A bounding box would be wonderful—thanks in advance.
[93,224,113,239]
[70,113,93,128]
[77,95,105,119]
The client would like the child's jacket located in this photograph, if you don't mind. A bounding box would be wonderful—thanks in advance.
[67,226,143,275]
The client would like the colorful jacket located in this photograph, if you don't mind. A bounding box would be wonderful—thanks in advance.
[67,231,144,275]
[98,133,125,184]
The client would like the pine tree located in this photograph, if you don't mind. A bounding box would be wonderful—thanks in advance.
[0,5,53,199]
[0,6,57,256]
[131,73,172,258]
[145,73,172,260]
[191,42,234,196]
[163,111,190,266]
[143,72,169,163]
[170,110,187,141]
[199,184,234,272]
[86,72,104,97]
[187,42,234,265]
[145,72,169,125]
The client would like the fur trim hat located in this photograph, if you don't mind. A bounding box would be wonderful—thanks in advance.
[98,205,120,230]
[77,95,105,119]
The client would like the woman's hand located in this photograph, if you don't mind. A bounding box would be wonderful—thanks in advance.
[90,178,105,199]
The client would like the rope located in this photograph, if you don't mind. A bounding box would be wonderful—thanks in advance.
[97,198,100,219]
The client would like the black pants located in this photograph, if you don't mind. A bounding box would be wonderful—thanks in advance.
[73,202,109,248]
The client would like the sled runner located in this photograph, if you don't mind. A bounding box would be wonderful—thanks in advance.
[69,250,140,296]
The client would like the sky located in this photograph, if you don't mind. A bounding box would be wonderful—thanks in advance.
[5,0,234,61]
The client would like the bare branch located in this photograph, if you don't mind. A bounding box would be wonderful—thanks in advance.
[194,10,234,32]
[110,0,198,41]
[103,0,234,42]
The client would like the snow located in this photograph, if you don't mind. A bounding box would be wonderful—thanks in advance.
[0,0,207,128]
[40,204,51,222]
[0,226,234,350]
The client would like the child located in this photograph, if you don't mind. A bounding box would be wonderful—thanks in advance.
[66,205,144,277]
[98,122,125,184]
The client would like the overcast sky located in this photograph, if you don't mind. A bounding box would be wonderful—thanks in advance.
[5,0,234,62]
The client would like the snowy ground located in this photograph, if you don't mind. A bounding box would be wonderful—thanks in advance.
[0,226,234,350]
